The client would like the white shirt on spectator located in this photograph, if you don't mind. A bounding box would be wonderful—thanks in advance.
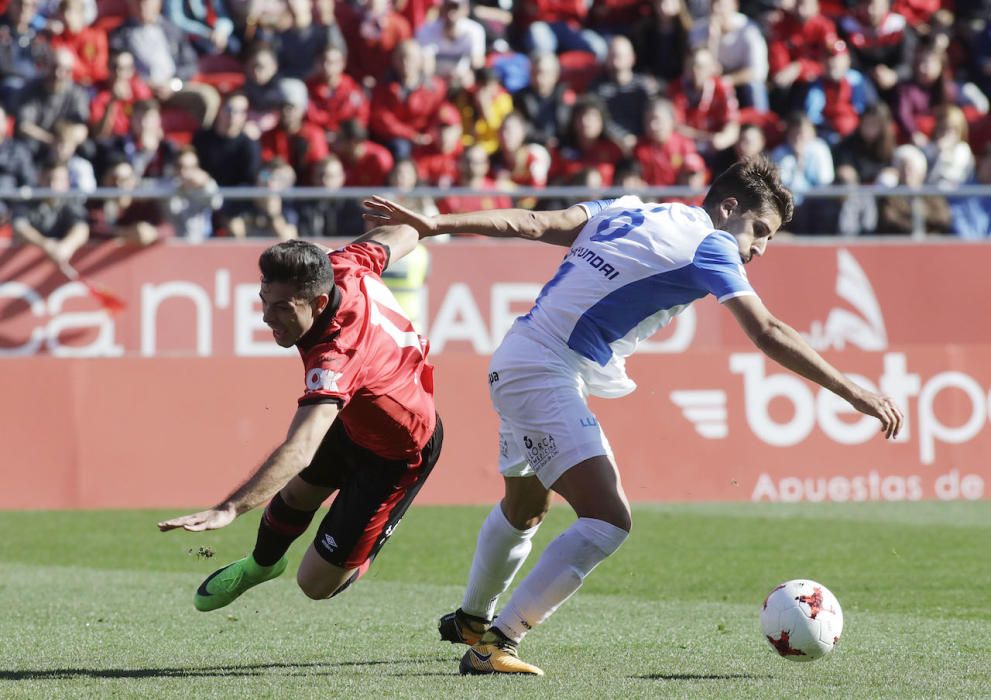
[690,12,768,83]
[129,24,177,85]
[771,137,834,206]
[416,17,486,79]
[925,141,975,189]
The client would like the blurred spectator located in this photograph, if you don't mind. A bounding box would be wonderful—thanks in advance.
[0,0,47,107]
[613,158,646,190]
[455,65,512,155]
[669,45,740,155]
[11,160,89,266]
[771,111,835,233]
[587,0,650,38]
[877,143,951,234]
[388,157,439,217]
[415,0,485,84]
[228,157,298,238]
[633,0,692,85]
[711,120,765,176]
[491,111,551,199]
[689,0,768,110]
[89,159,164,244]
[833,101,896,186]
[950,143,991,238]
[296,154,364,237]
[242,43,286,134]
[260,77,328,184]
[394,0,438,35]
[192,92,261,187]
[228,0,290,42]
[767,0,838,113]
[436,143,513,214]
[163,0,238,56]
[16,47,89,156]
[804,39,877,144]
[369,39,448,160]
[894,38,987,147]
[110,0,221,127]
[338,0,412,86]
[513,51,574,151]
[334,118,394,186]
[166,146,221,241]
[633,97,698,186]
[838,0,915,98]
[970,16,991,103]
[90,49,154,139]
[672,151,708,205]
[414,101,462,186]
[96,99,179,183]
[590,35,657,153]
[34,0,97,26]
[50,119,96,192]
[553,96,624,185]
[305,44,370,141]
[924,104,975,189]
[516,0,608,61]
[47,0,108,86]
[831,101,894,235]
[0,104,37,193]
[273,0,344,80]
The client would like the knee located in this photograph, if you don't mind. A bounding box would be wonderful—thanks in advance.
[501,488,551,530]
[296,570,330,600]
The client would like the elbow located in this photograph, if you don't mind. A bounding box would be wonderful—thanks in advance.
[516,211,545,240]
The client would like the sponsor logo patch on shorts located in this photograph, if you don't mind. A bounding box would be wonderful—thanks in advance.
[522,433,559,470]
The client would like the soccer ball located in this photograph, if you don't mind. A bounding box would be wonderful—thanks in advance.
[760,579,843,662]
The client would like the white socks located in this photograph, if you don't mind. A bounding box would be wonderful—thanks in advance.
[461,504,539,620]
[493,517,629,643]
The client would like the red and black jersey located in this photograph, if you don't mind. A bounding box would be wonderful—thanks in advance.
[296,242,436,464]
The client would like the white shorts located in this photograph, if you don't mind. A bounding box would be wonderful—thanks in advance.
[489,333,614,488]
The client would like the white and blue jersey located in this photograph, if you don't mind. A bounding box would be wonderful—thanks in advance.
[506,195,757,398]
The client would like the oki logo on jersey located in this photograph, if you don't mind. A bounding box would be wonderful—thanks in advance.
[306,367,343,392]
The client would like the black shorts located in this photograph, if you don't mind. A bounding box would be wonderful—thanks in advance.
[298,414,443,569]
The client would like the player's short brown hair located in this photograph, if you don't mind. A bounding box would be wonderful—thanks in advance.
[259,240,333,301]
[703,156,794,227]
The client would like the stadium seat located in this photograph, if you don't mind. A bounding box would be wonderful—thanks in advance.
[160,107,200,144]
[558,51,602,94]
[193,54,246,95]
[95,0,129,31]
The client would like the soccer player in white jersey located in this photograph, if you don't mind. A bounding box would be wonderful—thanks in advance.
[364,157,904,676]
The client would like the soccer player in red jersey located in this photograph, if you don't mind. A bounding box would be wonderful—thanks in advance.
[158,226,443,608]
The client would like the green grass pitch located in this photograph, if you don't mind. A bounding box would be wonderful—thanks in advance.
[1,502,989,698]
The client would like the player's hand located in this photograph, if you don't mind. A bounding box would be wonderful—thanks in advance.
[849,390,904,440]
[157,505,236,532]
[362,195,435,236]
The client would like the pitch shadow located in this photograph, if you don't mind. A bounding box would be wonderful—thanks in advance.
[0,657,455,682]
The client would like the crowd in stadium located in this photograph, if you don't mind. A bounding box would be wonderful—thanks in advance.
[2,0,991,263]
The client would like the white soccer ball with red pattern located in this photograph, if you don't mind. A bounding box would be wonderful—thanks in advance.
[760,579,843,662]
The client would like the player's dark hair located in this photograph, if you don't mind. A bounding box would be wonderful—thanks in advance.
[703,156,794,227]
[259,240,333,300]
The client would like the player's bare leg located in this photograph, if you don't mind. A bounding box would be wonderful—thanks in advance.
[194,476,333,612]
[460,456,630,675]
[295,542,367,599]
[441,476,552,645]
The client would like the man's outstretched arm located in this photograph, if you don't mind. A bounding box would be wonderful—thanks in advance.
[362,195,590,247]
[724,294,904,439]
[158,402,340,532]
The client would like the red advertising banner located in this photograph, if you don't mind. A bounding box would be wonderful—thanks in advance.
[2,240,990,507]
